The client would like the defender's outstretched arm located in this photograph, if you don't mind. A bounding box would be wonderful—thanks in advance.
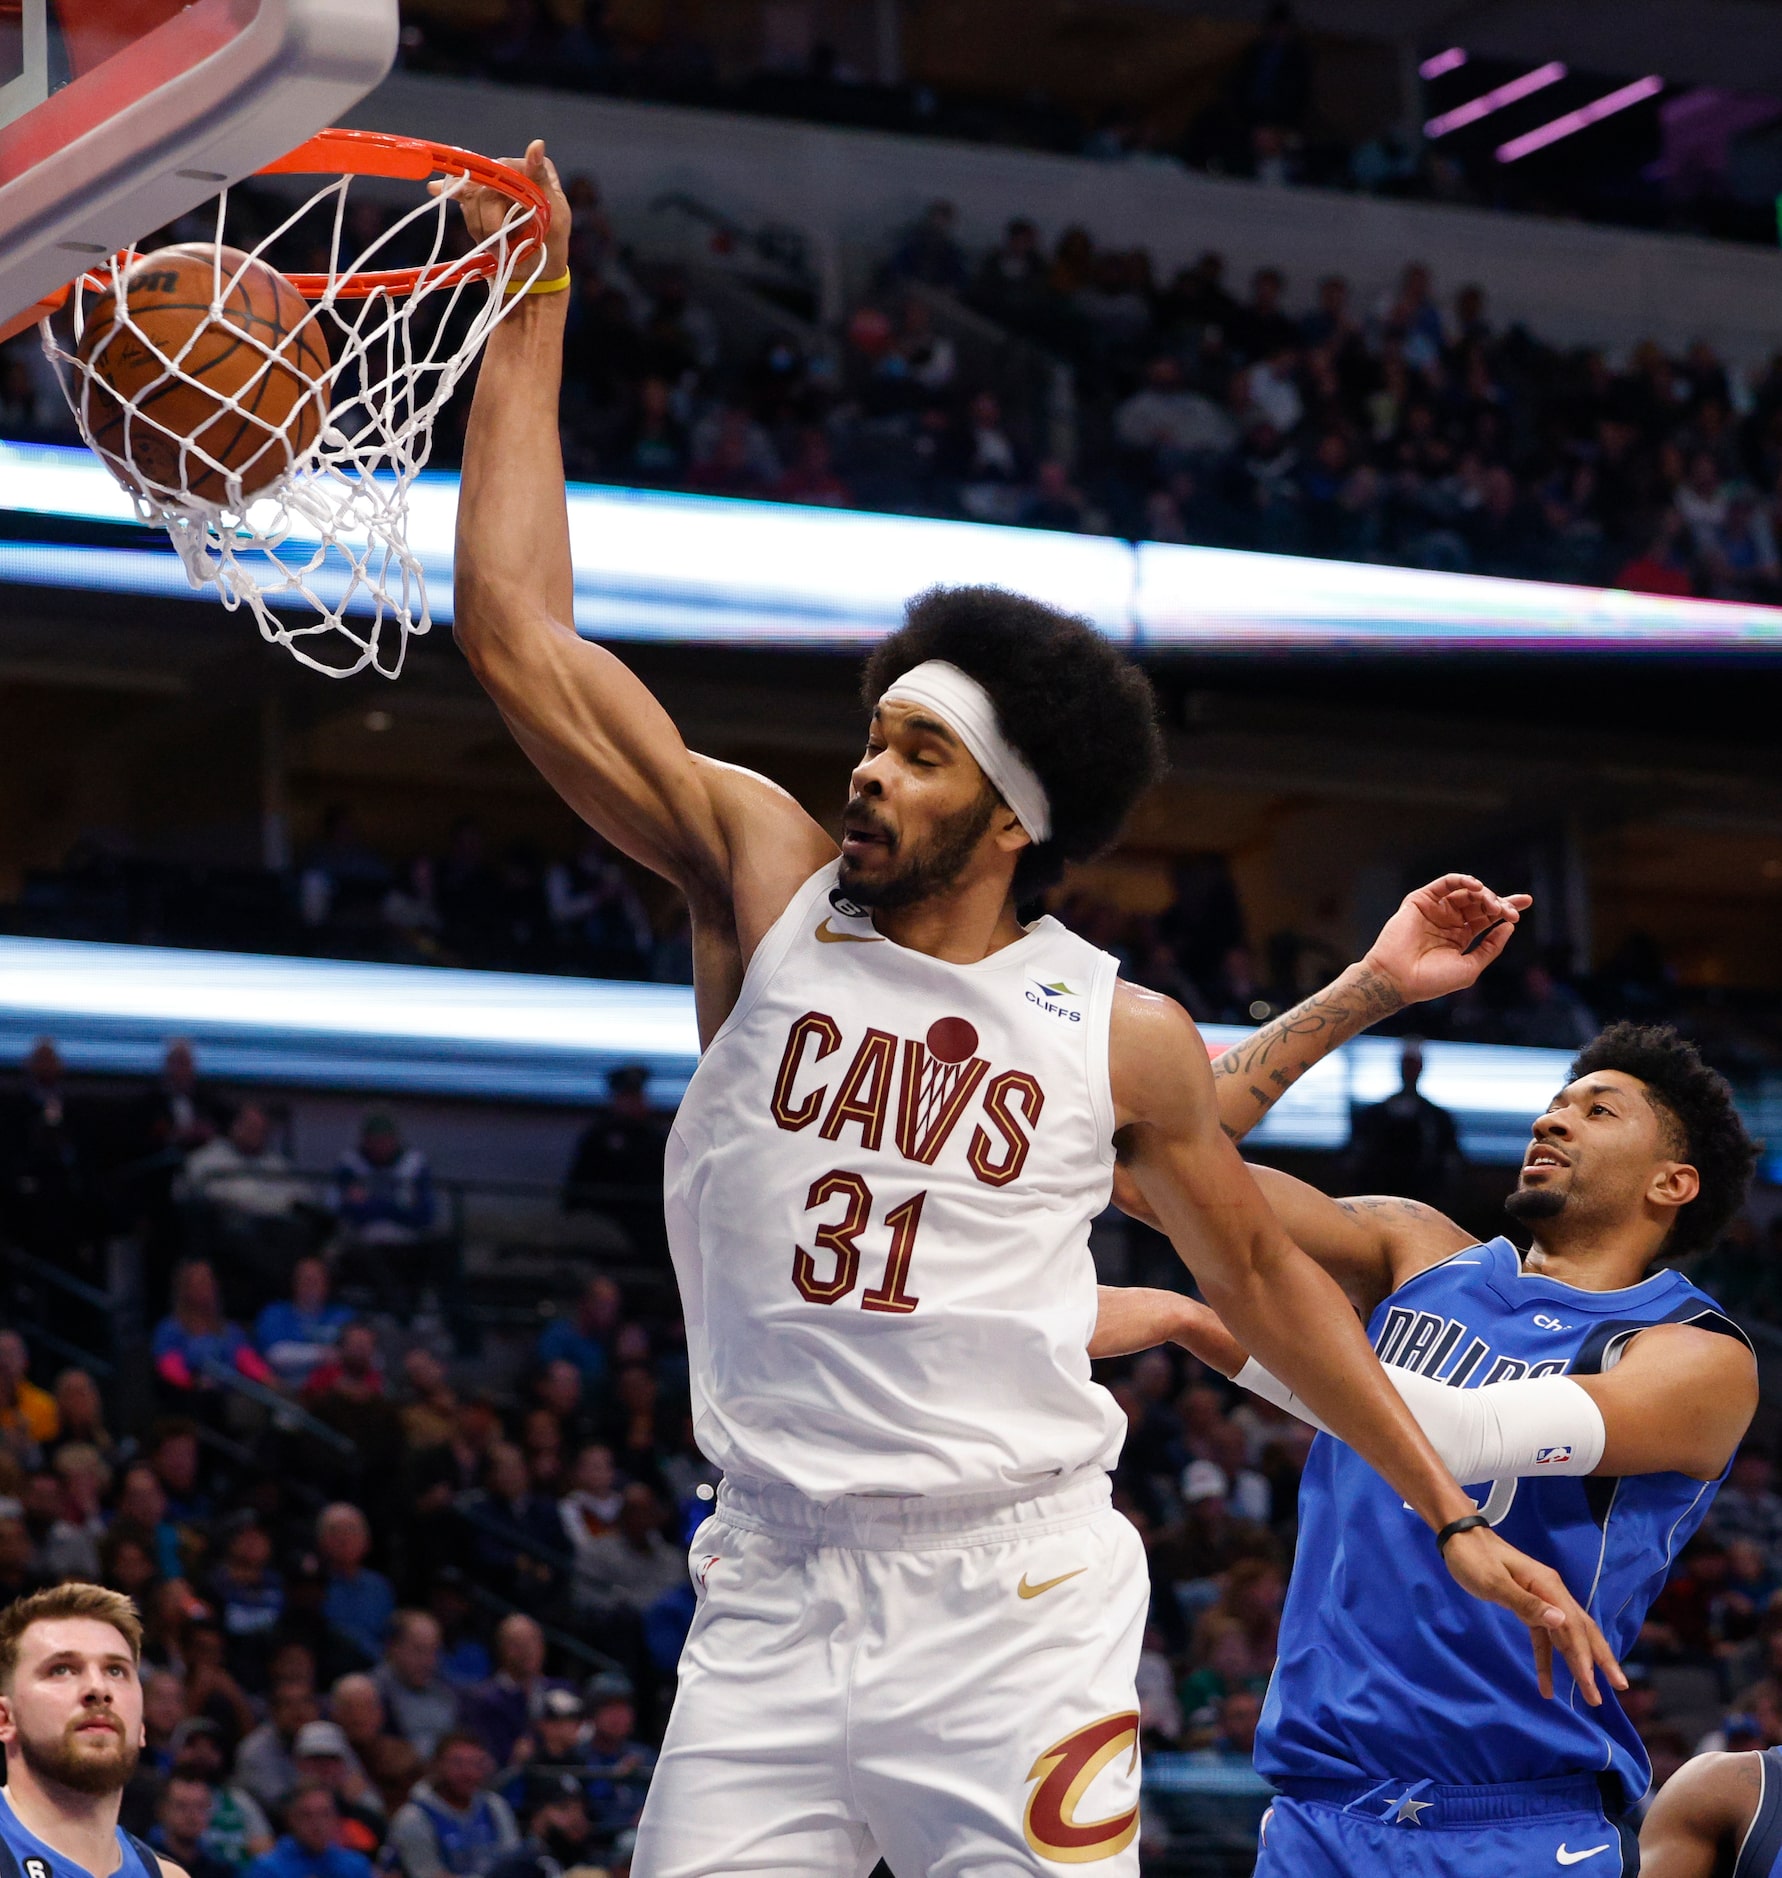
[1210,875,1529,1143]
[1638,1751,1758,1878]
[1110,983,1622,1703]
[448,145,833,1018]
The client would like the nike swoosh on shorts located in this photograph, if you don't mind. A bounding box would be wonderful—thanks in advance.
[1017,1569,1087,1599]
[1555,1845,1611,1865]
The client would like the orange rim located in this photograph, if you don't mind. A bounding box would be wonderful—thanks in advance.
[77,127,552,304]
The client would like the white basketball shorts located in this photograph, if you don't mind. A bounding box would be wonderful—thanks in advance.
[632,1466,1149,1878]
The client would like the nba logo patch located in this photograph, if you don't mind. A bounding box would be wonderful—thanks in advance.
[1536,1445,1573,1465]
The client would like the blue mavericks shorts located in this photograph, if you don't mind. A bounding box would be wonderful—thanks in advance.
[1253,1775,1640,1876]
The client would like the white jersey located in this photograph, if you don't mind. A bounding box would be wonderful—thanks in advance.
[665,862,1128,1500]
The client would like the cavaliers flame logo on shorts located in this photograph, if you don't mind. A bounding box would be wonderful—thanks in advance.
[1022,1711,1141,1864]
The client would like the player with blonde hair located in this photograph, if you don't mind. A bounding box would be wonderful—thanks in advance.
[0,1583,187,1878]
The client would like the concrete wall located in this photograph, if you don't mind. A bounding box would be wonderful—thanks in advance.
[351,71,1782,365]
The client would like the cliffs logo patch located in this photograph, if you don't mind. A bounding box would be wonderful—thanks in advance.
[1026,979,1083,1024]
[1022,1711,1140,1864]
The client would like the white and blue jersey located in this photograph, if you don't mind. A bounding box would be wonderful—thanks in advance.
[0,1791,160,1878]
[1259,1235,1745,1809]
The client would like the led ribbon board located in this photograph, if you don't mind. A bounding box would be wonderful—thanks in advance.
[0,441,1779,653]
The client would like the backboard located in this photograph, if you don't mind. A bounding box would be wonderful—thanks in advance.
[0,0,399,336]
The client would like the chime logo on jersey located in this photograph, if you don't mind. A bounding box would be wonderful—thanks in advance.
[1023,1711,1141,1864]
[770,1009,1046,1186]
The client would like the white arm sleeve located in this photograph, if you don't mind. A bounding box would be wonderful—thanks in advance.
[1234,1358,1606,1480]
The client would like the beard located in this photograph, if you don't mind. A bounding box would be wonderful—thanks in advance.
[836,788,998,911]
[1503,1184,1567,1227]
[16,1716,139,1795]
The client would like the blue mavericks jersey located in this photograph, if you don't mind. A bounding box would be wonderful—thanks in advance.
[0,1790,160,1878]
[1736,1747,1782,1877]
[1257,1235,1746,1805]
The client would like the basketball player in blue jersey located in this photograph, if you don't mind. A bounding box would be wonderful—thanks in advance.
[0,1585,183,1878]
[1106,1007,1758,1877]
[1641,1746,1782,1875]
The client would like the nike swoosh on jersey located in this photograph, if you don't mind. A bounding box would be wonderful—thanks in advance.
[1555,1846,1610,1865]
[1017,1568,1087,1599]
[814,918,883,944]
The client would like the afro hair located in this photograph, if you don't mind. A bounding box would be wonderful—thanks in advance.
[1567,1022,1756,1258]
[861,586,1164,898]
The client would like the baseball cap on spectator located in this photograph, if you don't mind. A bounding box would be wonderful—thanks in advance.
[539,1688,585,1721]
[1182,1460,1229,1504]
[583,1672,633,1705]
[294,1721,352,1759]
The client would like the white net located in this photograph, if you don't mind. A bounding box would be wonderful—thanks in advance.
[40,143,547,678]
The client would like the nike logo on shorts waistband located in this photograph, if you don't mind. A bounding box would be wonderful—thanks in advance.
[815,918,883,944]
[1555,1846,1610,1865]
[1017,1569,1086,1599]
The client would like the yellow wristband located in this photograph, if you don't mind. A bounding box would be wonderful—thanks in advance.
[503,268,572,297]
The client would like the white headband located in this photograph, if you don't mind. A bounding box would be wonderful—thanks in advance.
[878,659,1052,843]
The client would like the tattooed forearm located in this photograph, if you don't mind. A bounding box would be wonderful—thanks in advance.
[1212,962,1405,1141]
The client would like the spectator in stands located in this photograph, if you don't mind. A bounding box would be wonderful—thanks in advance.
[487,1775,597,1878]
[459,1444,564,1606]
[317,1503,395,1663]
[52,1365,111,1457]
[579,1676,656,1841]
[303,1324,406,1496]
[463,1616,564,1771]
[211,1515,286,1694]
[497,1689,590,1810]
[771,426,852,507]
[566,1484,681,1621]
[0,1329,57,1454]
[544,836,653,979]
[374,1611,463,1762]
[562,1071,668,1260]
[1113,356,1235,472]
[153,1260,277,1397]
[256,1258,353,1392]
[39,1443,107,1578]
[0,1513,39,1601]
[559,1444,624,1583]
[291,1721,386,1856]
[236,1681,324,1814]
[139,1041,224,1162]
[248,1782,374,1878]
[1020,458,1091,533]
[1504,958,1599,1049]
[115,1459,183,1578]
[536,1277,622,1389]
[387,1732,520,1878]
[152,1772,235,1878]
[168,1719,275,1870]
[328,1672,387,1760]
[333,1114,435,1244]
[1206,1689,1264,1763]
[1344,1038,1461,1207]
[301,808,393,950]
[885,199,968,295]
[182,1104,317,1254]
[0,1037,94,1258]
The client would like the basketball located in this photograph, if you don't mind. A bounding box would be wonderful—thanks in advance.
[925,1016,979,1063]
[76,243,330,506]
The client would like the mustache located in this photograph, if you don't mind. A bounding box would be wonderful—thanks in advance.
[842,797,895,847]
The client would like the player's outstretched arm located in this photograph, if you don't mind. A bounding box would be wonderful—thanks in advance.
[1638,1751,1759,1878]
[1210,874,1530,1143]
[448,144,834,996]
[1111,982,1623,1704]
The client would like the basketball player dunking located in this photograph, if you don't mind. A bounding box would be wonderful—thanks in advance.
[1104,986,1758,1875]
[0,1586,184,1878]
[448,145,1616,1876]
